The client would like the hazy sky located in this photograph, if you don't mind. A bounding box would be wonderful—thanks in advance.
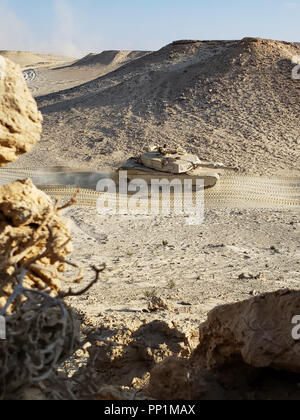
[0,0,299,57]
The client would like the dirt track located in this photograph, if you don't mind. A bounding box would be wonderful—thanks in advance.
[39,177,300,209]
[0,167,299,209]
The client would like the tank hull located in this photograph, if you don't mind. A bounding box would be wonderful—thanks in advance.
[119,159,220,189]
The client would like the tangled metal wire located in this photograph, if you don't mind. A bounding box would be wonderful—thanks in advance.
[0,188,106,399]
[0,264,106,400]
[0,268,79,400]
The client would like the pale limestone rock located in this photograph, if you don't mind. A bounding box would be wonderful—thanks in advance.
[0,57,42,166]
[0,179,73,308]
[193,290,300,373]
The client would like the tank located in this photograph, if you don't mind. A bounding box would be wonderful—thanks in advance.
[119,145,237,189]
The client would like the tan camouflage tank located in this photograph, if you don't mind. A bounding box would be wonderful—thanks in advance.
[119,145,238,189]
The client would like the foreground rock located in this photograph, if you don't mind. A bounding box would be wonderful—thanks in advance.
[192,289,300,373]
[144,290,300,400]
[0,179,73,308]
[0,53,79,400]
[0,56,42,166]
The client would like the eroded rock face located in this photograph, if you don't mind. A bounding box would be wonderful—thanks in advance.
[192,290,300,373]
[143,291,300,400]
[0,179,73,308]
[0,56,42,166]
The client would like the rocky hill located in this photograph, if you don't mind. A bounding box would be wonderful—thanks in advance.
[17,38,300,175]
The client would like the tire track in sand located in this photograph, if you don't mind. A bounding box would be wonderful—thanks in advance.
[0,167,299,210]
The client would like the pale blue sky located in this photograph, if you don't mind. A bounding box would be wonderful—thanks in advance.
[0,0,299,57]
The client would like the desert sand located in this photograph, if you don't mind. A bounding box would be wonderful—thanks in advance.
[0,37,299,323]
[0,38,300,399]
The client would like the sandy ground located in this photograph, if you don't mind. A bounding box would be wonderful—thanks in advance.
[0,50,74,68]
[60,206,300,328]
[1,40,300,331]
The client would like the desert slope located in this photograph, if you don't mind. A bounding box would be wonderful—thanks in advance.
[16,38,300,175]
[15,49,150,97]
[0,50,74,68]
[70,50,150,68]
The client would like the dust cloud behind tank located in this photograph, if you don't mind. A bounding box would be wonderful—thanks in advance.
[0,166,115,190]
[32,167,115,190]
[0,146,236,190]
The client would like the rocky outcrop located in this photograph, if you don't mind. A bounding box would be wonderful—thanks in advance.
[143,290,300,400]
[0,51,78,400]
[0,179,73,308]
[0,56,42,166]
[192,290,300,373]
